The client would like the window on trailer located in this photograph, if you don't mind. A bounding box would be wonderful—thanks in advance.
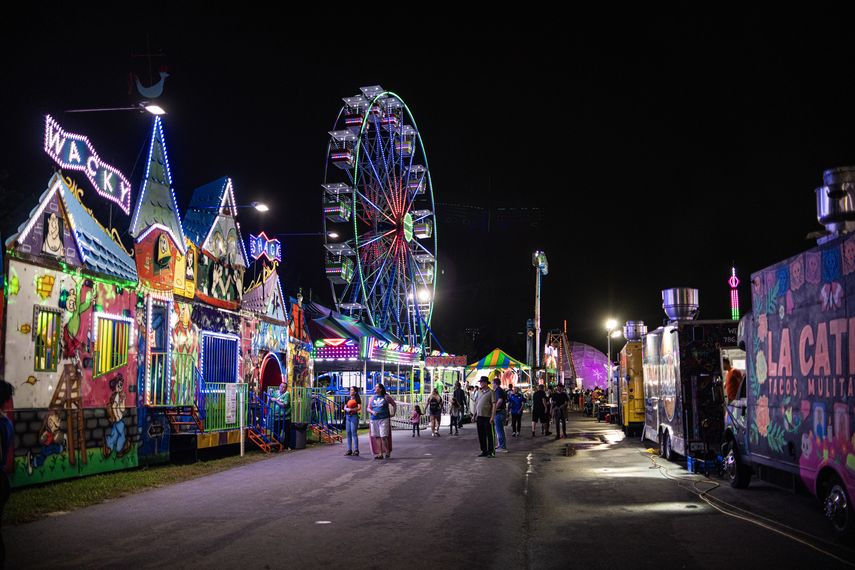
[34,307,61,372]
[93,315,131,377]
[202,333,239,384]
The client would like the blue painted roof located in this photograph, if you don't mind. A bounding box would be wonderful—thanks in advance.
[183,177,228,247]
[128,117,186,252]
[184,176,249,266]
[59,181,138,282]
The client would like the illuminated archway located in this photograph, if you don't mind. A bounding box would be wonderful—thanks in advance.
[260,351,286,393]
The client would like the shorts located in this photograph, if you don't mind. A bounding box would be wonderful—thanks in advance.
[429,411,441,418]
[533,409,547,423]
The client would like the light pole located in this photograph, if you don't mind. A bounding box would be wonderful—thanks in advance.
[605,319,619,401]
[532,251,549,370]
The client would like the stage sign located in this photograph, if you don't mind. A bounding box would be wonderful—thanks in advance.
[248,232,282,262]
[43,115,132,214]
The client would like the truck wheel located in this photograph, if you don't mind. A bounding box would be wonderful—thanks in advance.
[823,473,855,540]
[724,443,751,488]
[659,431,673,461]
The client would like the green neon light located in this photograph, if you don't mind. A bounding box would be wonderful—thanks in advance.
[403,212,413,243]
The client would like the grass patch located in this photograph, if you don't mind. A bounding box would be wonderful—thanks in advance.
[4,450,270,526]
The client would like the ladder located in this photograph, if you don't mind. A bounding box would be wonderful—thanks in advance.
[48,364,86,466]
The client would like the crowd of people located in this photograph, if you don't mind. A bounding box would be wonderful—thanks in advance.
[336,377,587,461]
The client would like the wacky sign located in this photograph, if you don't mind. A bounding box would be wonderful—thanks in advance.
[43,115,132,214]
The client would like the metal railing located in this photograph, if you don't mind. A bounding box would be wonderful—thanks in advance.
[146,352,198,407]
[199,382,247,432]
[249,391,286,444]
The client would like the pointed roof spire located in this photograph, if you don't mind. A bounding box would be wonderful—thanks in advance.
[129,117,186,253]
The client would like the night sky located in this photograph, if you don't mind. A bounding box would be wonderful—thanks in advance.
[2,11,854,360]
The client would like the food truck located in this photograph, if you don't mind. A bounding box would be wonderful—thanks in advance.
[723,166,855,538]
[619,321,647,435]
[642,288,738,461]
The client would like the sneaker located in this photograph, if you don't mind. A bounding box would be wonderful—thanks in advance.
[374,455,382,460]
[477,452,489,457]
[555,435,561,440]
[384,453,391,459]
[412,433,415,437]
[436,432,441,437]
[497,448,509,453]
[354,450,360,456]
[345,450,353,456]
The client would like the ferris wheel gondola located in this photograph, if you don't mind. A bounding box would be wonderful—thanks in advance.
[322,86,437,351]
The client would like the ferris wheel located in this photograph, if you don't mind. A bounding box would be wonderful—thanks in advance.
[322,85,437,350]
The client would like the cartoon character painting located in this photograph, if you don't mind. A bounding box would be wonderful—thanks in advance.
[62,280,95,360]
[25,411,65,475]
[41,212,63,257]
[171,302,199,405]
[103,374,131,459]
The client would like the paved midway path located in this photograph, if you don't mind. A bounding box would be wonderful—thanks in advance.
[8,414,855,569]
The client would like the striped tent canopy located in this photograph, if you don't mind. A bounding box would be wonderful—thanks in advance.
[467,348,529,370]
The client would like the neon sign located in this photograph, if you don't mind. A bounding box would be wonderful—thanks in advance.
[248,232,282,263]
[313,338,359,361]
[43,115,132,214]
[729,266,740,321]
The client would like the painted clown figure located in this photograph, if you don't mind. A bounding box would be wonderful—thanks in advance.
[171,302,199,405]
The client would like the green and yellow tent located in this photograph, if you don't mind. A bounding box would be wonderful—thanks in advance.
[465,348,531,386]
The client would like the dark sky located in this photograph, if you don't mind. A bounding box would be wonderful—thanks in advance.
[2,10,854,360]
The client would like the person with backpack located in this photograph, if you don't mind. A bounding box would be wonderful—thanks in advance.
[426,388,443,437]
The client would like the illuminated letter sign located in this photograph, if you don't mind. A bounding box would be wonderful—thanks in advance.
[249,232,282,262]
[43,115,132,214]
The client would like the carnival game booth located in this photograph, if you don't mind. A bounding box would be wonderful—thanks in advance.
[465,348,531,388]
[309,308,421,394]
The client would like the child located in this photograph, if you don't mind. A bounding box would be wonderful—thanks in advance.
[449,398,461,436]
[411,405,423,437]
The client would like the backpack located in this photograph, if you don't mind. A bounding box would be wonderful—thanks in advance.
[429,397,442,413]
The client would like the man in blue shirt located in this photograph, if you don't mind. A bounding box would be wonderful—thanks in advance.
[492,377,508,452]
[508,386,526,437]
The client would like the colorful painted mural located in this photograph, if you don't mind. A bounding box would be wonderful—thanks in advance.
[4,175,141,487]
[748,233,855,494]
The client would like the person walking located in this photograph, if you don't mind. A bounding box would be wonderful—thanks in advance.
[0,379,14,569]
[508,386,526,437]
[343,386,362,456]
[452,381,467,434]
[492,377,508,452]
[411,405,423,437]
[368,384,396,459]
[475,376,496,457]
[532,383,548,436]
[426,388,443,437]
[551,383,570,439]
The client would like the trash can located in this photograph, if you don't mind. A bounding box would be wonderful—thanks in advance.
[290,422,308,450]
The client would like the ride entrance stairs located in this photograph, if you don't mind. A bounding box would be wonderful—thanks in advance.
[309,394,343,444]
[247,391,284,453]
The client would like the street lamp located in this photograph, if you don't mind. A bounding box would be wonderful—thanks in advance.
[194,201,269,212]
[66,101,167,115]
[605,320,621,405]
